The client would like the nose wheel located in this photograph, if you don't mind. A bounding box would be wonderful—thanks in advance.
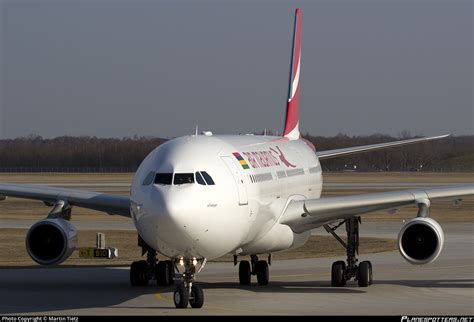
[189,284,204,308]
[173,283,189,308]
[325,217,373,287]
[173,258,206,308]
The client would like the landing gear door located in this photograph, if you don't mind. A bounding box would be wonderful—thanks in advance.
[221,156,248,206]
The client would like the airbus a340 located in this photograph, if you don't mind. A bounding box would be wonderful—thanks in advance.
[1,9,472,309]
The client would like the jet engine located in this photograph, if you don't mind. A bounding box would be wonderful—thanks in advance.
[26,218,78,265]
[398,217,444,265]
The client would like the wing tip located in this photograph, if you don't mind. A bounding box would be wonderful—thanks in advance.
[431,134,450,140]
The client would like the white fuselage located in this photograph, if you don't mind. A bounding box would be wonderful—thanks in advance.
[130,134,322,260]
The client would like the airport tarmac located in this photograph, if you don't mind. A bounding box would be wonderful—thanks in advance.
[0,223,472,315]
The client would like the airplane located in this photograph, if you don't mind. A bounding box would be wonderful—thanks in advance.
[0,8,473,309]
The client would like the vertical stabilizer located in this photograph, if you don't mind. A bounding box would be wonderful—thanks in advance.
[283,8,301,140]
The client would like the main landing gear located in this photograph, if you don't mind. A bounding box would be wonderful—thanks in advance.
[238,254,270,286]
[324,216,373,287]
[130,236,174,287]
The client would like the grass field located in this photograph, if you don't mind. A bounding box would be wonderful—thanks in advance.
[0,229,397,267]
[0,172,471,267]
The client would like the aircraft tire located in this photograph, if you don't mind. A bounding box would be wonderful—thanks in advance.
[256,260,269,285]
[173,283,189,308]
[156,261,171,286]
[130,260,149,286]
[189,284,204,308]
[358,261,372,287]
[331,261,346,287]
[239,261,251,285]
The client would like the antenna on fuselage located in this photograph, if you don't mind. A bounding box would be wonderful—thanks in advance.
[195,125,199,136]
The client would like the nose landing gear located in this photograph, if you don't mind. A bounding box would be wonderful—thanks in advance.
[129,236,206,309]
[173,258,206,308]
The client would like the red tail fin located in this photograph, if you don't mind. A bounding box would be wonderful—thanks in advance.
[283,8,301,140]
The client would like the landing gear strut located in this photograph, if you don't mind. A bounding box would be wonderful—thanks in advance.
[173,258,205,308]
[130,235,174,287]
[324,216,373,287]
[238,254,270,285]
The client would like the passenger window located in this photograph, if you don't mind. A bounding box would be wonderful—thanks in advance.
[142,171,155,186]
[174,173,194,185]
[154,173,172,185]
[201,171,215,185]
[195,172,206,185]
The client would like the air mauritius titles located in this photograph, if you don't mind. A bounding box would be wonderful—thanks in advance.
[233,146,296,170]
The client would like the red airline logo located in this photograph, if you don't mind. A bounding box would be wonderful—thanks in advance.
[270,146,296,168]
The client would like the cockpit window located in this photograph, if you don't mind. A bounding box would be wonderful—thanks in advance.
[174,173,194,185]
[195,172,206,185]
[142,171,155,186]
[154,173,173,185]
[201,171,215,185]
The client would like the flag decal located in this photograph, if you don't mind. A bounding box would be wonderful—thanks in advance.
[232,152,250,169]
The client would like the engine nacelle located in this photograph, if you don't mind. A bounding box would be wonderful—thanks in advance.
[398,217,444,265]
[26,218,78,266]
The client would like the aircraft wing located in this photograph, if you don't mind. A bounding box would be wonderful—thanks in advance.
[0,183,131,217]
[316,134,449,160]
[280,184,474,233]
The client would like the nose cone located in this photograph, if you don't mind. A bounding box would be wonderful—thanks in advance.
[133,184,241,259]
[152,187,207,256]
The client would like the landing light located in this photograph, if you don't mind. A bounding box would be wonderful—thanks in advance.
[192,258,198,266]
[179,257,184,266]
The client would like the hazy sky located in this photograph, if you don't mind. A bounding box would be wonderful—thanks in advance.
[1,0,472,139]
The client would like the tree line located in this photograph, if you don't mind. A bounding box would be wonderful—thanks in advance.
[0,134,472,172]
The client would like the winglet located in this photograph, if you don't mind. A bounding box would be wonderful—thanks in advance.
[283,8,302,140]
